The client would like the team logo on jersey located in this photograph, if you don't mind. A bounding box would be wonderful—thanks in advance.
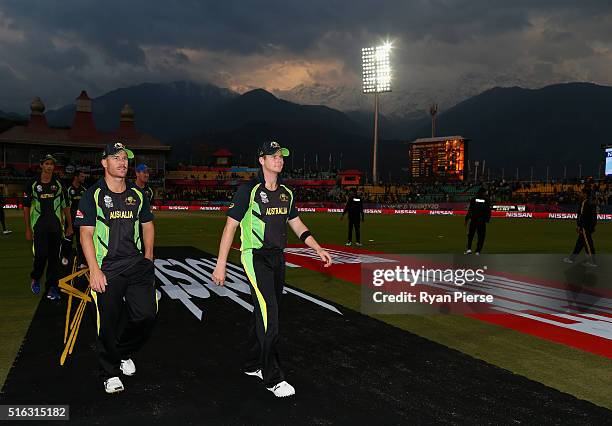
[76,209,84,219]
[51,185,56,191]
[36,185,43,192]
[125,196,136,206]
[279,193,289,202]
[70,189,75,195]
[104,195,113,208]
[260,192,269,204]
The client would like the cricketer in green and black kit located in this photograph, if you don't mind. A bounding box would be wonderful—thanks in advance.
[212,141,333,398]
[67,170,87,267]
[76,142,157,394]
[23,154,73,300]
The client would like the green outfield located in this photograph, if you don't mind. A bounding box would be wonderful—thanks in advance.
[1,210,611,408]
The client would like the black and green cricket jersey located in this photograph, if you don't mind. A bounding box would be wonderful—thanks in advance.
[134,182,154,205]
[68,183,87,221]
[23,176,68,233]
[227,172,298,252]
[75,178,153,275]
[143,185,154,205]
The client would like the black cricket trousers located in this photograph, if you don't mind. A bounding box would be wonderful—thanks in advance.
[348,218,361,243]
[91,257,157,378]
[572,227,596,258]
[241,249,285,388]
[31,229,62,294]
[467,220,487,253]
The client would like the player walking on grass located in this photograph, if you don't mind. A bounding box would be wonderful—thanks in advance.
[76,142,157,394]
[564,187,598,267]
[23,154,73,300]
[212,141,333,398]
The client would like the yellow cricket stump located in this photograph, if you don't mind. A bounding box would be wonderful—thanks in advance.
[58,266,92,366]
[63,260,78,344]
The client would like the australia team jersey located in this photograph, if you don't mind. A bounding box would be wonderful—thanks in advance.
[23,177,68,233]
[68,184,87,222]
[143,185,154,205]
[227,174,298,252]
[75,178,153,275]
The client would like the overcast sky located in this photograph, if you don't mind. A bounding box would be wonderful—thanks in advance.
[1,0,611,113]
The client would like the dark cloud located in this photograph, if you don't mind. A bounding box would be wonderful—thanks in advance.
[4,1,607,58]
[24,36,90,71]
[0,1,611,113]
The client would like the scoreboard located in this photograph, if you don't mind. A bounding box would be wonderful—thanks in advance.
[409,136,468,181]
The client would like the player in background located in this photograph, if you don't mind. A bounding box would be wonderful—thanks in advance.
[67,170,87,268]
[341,188,364,246]
[564,187,598,267]
[464,187,491,255]
[0,186,12,234]
[135,163,154,205]
[23,154,73,300]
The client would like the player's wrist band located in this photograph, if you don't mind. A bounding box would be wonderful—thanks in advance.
[299,230,312,242]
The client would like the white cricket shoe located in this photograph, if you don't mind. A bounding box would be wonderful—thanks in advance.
[104,377,124,394]
[267,381,295,398]
[244,369,263,380]
[464,249,472,255]
[2,230,12,234]
[562,257,574,264]
[120,359,136,376]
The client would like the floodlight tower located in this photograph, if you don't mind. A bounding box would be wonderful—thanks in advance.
[429,103,438,137]
[362,42,392,185]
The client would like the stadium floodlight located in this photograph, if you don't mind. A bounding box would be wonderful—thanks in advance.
[362,42,392,185]
[362,43,392,94]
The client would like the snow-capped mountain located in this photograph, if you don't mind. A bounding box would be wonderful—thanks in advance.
[272,74,570,121]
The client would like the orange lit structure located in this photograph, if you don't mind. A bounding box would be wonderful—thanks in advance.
[409,136,468,181]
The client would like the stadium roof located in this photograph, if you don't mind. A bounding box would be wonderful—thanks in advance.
[0,125,170,151]
[0,91,170,152]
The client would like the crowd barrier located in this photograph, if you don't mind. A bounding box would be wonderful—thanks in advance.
[149,205,612,220]
[5,203,610,220]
